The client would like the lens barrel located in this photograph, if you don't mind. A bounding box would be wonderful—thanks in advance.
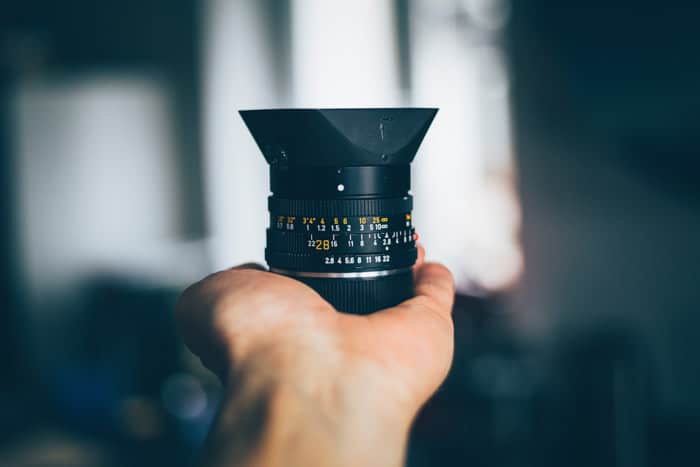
[240,108,437,314]
[267,205,415,313]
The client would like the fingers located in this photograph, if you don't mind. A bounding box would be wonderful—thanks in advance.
[367,258,455,392]
[372,258,455,328]
[231,262,267,271]
[175,264,270,378]
[413,262,455,315]
[176,276,230,381]
[414,244,425,269]
[178,264,262,313]
[176,263,333,358]
[412,245,454,314]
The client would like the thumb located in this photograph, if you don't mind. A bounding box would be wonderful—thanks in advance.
[413,262,455,317]
[372,261,455,326]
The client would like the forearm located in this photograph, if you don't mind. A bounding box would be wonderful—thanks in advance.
[200,363,411,467]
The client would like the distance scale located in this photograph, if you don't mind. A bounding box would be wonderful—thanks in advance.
[270,213,413,233]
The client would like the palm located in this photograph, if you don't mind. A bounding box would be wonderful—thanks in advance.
[176,250,454,414]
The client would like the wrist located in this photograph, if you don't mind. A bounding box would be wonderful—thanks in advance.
[256,372,411,467]
[207,353,412,467]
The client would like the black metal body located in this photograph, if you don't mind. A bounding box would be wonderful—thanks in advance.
[240,108,437,314]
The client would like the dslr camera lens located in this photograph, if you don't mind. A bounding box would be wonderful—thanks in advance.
[240,108,437,314]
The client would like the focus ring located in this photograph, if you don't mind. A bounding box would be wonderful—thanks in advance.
[268,195,412,216]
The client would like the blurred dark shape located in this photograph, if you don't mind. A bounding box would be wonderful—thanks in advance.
[0,431,119,467]
[119,396,167,441]
[50,277,209,465]
[513,1,700,200]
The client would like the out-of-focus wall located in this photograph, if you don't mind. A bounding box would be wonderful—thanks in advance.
[202,0,281,272]
[409,0,521,293]
[4,0,207,304]
[15,76,181,298]
[290,0,401,105]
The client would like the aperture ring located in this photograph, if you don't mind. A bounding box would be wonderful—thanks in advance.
[268,195,412,217]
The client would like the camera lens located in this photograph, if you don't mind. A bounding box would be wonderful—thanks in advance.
[240,108,437,314]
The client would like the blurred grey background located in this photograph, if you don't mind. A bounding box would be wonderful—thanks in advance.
[1,1,699,466]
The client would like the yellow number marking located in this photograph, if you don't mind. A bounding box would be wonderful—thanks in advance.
[314,239,331,251]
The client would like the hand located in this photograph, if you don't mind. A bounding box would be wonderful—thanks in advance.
[176,246,455,467]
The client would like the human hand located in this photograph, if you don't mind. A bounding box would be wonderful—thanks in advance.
[176,246,454,467]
